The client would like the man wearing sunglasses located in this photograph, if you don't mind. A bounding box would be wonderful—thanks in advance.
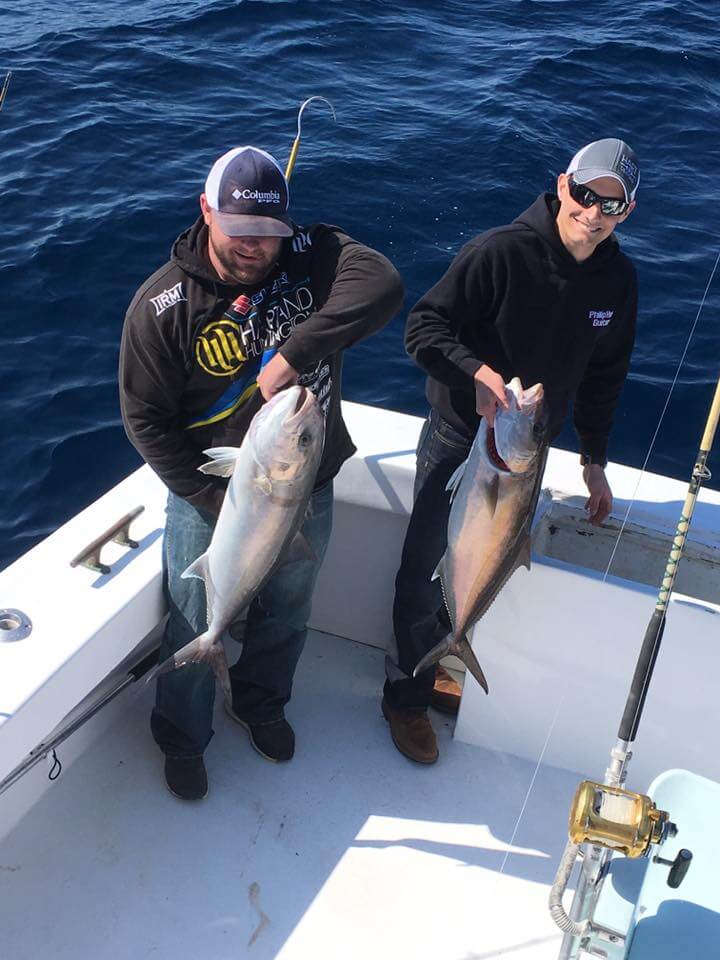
[383,138,639,763]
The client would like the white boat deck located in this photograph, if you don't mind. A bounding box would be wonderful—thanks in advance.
[4,402,720,959]
[0,629,579,960]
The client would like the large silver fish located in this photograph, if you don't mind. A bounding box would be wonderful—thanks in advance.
[157,385,325,699]
[414,377,547,693]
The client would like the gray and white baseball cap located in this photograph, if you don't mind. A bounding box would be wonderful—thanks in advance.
[566,138,640,201]
[204,146,294,237]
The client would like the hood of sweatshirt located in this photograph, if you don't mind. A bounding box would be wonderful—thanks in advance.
[170,216,228,287]
[514,193,621,272]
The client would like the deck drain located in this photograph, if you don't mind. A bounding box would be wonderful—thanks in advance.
[0,609,32,642]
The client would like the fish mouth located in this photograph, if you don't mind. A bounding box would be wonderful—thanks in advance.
[486,428,511,472]
[286,386,313,423]
[294,387,308,413]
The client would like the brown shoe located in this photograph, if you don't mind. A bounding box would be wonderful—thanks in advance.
[430,664,462,715]
[382,698,438,764]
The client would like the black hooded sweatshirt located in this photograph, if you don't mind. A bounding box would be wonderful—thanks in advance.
[119,218,403,514]
[405,193,637,464]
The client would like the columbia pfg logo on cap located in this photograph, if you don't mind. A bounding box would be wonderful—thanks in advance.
[205,146,294,237]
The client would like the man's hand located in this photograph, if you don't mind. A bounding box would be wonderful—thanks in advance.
[257,352,299,401]
[583,463,612,526]
[473,364,508,426]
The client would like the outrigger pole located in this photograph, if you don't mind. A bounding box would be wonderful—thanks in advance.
[0,71,11,112]
[550,373,720,957]
[285,96,336,182]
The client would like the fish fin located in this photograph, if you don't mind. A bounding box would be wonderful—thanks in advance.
[181,552,210,580]
[203,446,243,460]
[155,631,232,703]
[413,637,453,677]
[486,473,499,517]
[180,554,216,617]
[414,633,489,694]
[198,451,240,478]
[517,535,532,571]
[431,556,445,582]
[279,531,316,565]
[254,474,273,496]
[451,635,489,693]
[385,655,410,685]
[445,459,468,502]
[198,461,235,477]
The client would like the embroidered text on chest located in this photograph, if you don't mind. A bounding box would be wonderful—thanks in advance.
[589,310,613,327]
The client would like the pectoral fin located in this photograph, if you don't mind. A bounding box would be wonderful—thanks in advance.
[445,459,468,502]
[485,473,499,517]
[254,474,273,496]
[198,446,243,478]
[203,446,243,459]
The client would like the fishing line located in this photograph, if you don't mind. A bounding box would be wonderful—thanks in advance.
[498,244,720,877]
[498,693,566,875]
[0,71,11,111]
[599,246,720,582]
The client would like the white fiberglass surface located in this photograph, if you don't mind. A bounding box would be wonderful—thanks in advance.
[0,631,579,960]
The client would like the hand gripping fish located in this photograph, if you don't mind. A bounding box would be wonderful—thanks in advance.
[156,386,325,699]
[414,378,547,693]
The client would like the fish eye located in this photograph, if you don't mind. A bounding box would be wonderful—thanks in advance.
[533,422,545,437]
[298,432,311,448]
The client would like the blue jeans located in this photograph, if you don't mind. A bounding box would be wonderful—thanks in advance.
[384,409,472,710]
[151,481,334,757]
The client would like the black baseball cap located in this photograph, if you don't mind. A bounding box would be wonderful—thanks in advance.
[204,146,294,237]
[566,138,640,202]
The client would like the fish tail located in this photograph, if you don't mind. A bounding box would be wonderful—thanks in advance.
[155,632,233,703]
[413,633,489,695]
[451,635,489,694]
[413,638,452,679]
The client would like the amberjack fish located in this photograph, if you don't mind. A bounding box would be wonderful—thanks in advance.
[414,378,547,693]
[156,385,325,699]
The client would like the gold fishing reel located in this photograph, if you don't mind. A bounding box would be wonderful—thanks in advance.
[568,781,671,858]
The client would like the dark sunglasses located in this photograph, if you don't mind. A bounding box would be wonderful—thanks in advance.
[567,177,630,217]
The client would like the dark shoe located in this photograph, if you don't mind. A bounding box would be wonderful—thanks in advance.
[225,702,295,762]
[164,754,208,800]
[382,698,438,764]
[430,664,462,715]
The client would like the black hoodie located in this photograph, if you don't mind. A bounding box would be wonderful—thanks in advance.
[119,218,403,514]
[405,193,637,464]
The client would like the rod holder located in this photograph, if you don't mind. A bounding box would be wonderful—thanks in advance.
[0,608,32,643]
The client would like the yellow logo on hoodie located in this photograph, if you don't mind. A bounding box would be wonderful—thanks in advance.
[195,319,247,376]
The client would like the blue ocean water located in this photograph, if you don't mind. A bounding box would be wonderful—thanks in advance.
[1,0,719,570]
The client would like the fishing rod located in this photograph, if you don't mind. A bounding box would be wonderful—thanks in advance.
[285,95,336,181]
[0,71,11,112]
[549,370,720,957]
